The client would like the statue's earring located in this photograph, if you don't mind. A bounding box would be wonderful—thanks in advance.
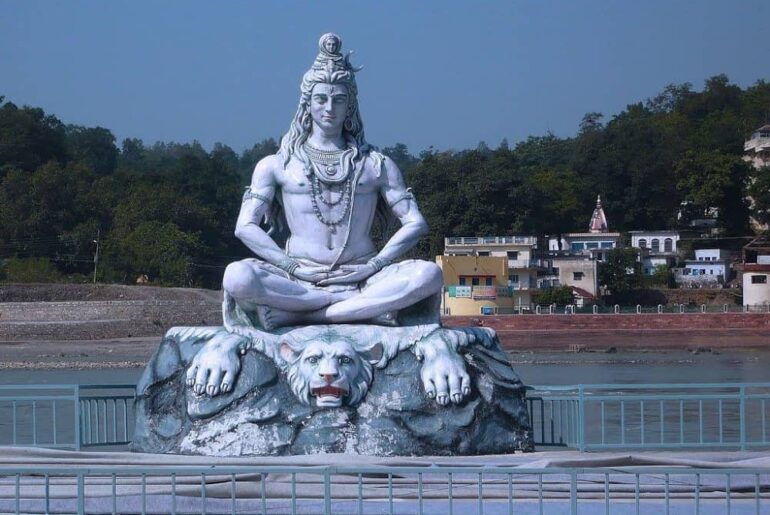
[302,113,312,131]
[344,117,354,132]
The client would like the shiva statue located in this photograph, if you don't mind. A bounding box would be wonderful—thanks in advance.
[133,34,533,456]
[222,33,443,332]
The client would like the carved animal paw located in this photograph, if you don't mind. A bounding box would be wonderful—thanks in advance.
[417,330,471,406]
[419,347,471,406]
[185,333,244,397]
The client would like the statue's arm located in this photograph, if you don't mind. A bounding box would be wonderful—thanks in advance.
[234,156,296,273]
[375,157,429,264]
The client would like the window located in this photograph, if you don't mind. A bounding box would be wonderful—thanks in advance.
[586,242,599,249]
[506,251,519,259]
[472,277,480,286]
[485,277,493,286]
[573,272,584,280]
[571,242,584,251]
[651,239,660,252]
[639,239,647,248]
[459,277,466,286]
[477,251,490,257]
[664,238,673,252]
[601,242,614,248]
[508,274,519,284]
[752,275,767,284]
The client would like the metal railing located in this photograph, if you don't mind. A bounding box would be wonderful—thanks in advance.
[445,235,538,246]
[0,464,766,514]
[0,384,135,451]
[3,382,769,453]
[527,303,768,314]
[78,384,136,448]
[530,383,770,451]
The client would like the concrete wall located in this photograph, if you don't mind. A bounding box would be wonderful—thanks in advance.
[444,313,770,330]
[444,313,770,350]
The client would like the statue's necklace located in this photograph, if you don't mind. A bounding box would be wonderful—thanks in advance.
[309,173,352,228]
[303,143,348,183]
[303,144,353,228]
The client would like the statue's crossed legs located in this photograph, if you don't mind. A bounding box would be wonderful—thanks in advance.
[222,258,443,329]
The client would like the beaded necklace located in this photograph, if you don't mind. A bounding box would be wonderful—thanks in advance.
[303,143,354,228]
[309,173,352,228]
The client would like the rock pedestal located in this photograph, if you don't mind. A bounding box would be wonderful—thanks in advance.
[131,325,534,456]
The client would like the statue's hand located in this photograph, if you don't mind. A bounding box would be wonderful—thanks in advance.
[414,330,472,406]
[292,265,331,284]
[185,334,243,397]
[317,264,376,285]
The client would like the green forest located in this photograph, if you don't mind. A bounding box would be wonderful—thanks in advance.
[1,74,769,288]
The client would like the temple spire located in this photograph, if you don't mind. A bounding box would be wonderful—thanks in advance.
[588,195,608,233]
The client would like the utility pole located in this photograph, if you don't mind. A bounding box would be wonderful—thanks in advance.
[92,229,100,284]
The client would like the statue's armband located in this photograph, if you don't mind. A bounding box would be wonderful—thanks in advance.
[242,186,273,205]
[386,187,415,209]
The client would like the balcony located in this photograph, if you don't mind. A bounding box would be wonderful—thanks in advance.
[445,236,538,247]
[507,259,544,269]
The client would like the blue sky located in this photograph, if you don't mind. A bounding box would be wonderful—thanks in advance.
[2,1,768,153]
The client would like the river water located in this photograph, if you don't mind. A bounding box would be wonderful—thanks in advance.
[0,349,768,386]
[0,349,768,449]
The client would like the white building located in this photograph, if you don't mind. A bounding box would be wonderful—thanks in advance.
[741,238,770,307]
[674,249,731,287]
[744,124,770,170]
[629,230,680,275]
[547,196,621,262]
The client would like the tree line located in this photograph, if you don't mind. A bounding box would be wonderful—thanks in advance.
[1,74,769,288]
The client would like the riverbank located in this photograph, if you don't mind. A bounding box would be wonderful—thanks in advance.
[1,284,769,367]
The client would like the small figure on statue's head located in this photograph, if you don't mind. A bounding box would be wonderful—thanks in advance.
[319,32,342,56]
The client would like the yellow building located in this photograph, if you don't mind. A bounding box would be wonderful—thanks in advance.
[436,236,541,315]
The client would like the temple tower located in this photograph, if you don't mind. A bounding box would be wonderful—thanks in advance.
[588,195,608,233]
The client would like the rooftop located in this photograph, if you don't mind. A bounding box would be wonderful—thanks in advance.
[629,230,680,235]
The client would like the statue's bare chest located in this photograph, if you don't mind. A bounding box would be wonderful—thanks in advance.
[277,160,381,196]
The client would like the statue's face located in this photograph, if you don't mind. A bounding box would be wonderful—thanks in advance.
[309,83,348,134]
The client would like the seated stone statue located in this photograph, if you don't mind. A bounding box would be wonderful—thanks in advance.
[221,32,442,333]
[133,34,532,456]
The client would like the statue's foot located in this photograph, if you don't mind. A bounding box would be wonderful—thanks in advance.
[185,333,245,397]
[366,310,399,327]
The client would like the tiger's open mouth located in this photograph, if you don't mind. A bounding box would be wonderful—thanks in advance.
[311,385,347,398]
